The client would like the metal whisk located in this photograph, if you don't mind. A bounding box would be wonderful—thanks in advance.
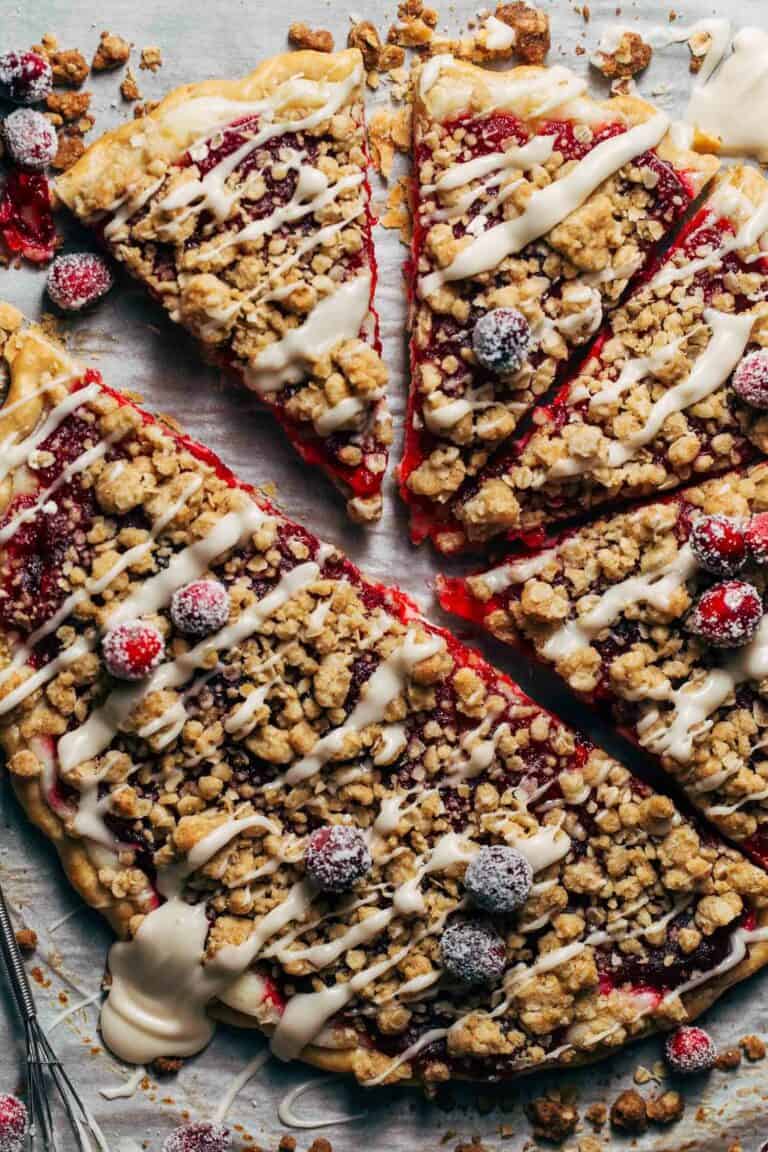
[0,882,110,1151]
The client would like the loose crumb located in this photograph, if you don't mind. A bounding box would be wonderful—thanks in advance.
[367,106,410,179]
[380,178,412,245]
[139,46,163,71]
[92,31,131,71]
[525,1097,579,1144]
[120,67,141,102]
[388,0,438,48]
[46,90,91,121]
[51,132,85,171]
[133,100,159,119]
[740,1034,767,1061]
[307,1141,332,1152]
[277,1139,296,1152]
[288,23,334,53]
[591,30,652,78]
[150,1056,183,1075]
[50,48,89,88]
[646,1090,685,1127]
[610,1090,647,1134]
[584,1102,607,1129]
[716,1046,742,1071]
[15,928,37,952]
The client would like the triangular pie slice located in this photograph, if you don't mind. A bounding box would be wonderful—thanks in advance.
[55,49,391,524]
[3,308,768,1087]
[453,166,768,548]
[400,54,718,551]
[441,460,768,867]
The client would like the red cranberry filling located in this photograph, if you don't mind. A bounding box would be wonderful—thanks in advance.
[0,169,57,263]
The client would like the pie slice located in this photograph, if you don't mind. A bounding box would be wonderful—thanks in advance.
[55,49,391,524]
[3,308,768,1088]
[440,461,768,867]
[454,166,768,548]
[399,54,718,551]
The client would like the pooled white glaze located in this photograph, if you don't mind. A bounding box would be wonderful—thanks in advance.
[418,112,669,296]
[686,27,768,160]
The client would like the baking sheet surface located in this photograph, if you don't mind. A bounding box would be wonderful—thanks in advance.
[2,0,768,1146]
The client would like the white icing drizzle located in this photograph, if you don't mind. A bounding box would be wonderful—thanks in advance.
[594,20,730,87]
[686,27,768,161]
[284,630,445,786]
[506,824,572,872]
[104,176,165,240]
[277,1076,366,1129]
[418,112,669,296]
[99,1066,145,1101]
[363,1027,448,1087]
[427,134,554,199]
[47,989,102,1032]
[244,273,372,395]
[0,381,101,486]
[540,543,697,663]
[58,557,319,772]
[478,549,556,595]
[223,649,283,738]
[211,1050,270,1123]
[100,813,275,1062]
[653,186,768,289]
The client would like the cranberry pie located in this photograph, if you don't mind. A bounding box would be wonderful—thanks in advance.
[454,166,768,547]
[2,307,768,1087]
[55,50,391,523]
[441,461,768,868]
[400,54,718,552]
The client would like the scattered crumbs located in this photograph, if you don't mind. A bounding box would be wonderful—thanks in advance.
[307,1140,332,1152]
[288,23,334,52]
[646,1090,685,1127]
[30,966,51,989]
[92,30,131,71]
[347,19,405,87]
[610,1090,647,1134]
[49,47,90,88]
[633,1065,652,1085]
[139,46,163,72]
[121,67,142,102]
[582,3,591,20]
[46,90,91,122]
[51,132,86,171]
[716,1046,742,1071]
[57,990,68,1005]
[591,29,652,78]
[575,44,585,55]
[525,1097,579,1144]
[14,927,37,952]
[388,0,438,49]
[578,1137,602,1152]
[651,1060,666,1080]
[150,1056,184,1075]
[740,1034,767,1061]
[368,106,410,179]
[133,100,159,119]
[278,1138,296,1152]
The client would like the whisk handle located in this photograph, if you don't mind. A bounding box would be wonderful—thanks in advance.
[0,883,37,1022]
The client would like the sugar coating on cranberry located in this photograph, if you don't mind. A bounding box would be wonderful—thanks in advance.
[690,514,747,577]
[46,253,114,312]
[103,620,164,680]
[732,349,768,410]
[688,580,763,648]
[472,308,532,375]
[746,513,768,565]
[664,1026,716,1075]
[305,824,372,893]
[0,50,52,105]
[0,1095,28,1152]
[2,108,57,171]
[171,579,229,637]
[440,919,506,984]
[464,845,533,914]
[162,1122,231,1152]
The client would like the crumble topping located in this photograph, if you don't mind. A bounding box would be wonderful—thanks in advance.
[288,25,335,54]
[92,31,131,72]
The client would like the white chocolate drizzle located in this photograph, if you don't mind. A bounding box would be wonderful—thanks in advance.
[686,27,768,161]
[277,1076,366,1128]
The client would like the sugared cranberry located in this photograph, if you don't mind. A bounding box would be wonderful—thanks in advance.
[304,824,372,893]
[688,580,763,648]
[162,1123,231,1152]
[102,620,164,680]
[440,919,506,984]
[2,108,57,171]
[464,845,533,914]
[690,514,747,577]
[664,1025,716,1075]
[0,1094,28,1152]
[46,253,114,312]
[472,308,532,375]
[746,513,768,565]
[0,50,52,105]
[171,579,229,638]
[732,349,768,410]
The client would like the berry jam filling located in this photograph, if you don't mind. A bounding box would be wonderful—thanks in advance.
[0,169,57,263]
[598,912,734,992]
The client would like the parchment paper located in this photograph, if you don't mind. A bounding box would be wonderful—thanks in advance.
[2,0,768,1146]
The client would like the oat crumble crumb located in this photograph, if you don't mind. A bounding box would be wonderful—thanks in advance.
[740,1034,767,1061]
[287,23,335,53]
[646,1090,684,1126]
[139,45,163,71]
[50,48,89,88]
[610,1090,647,1133]
[120,66,142,102]
[15,928,37,952]
[716,1046,742,1070]
[526,1097,579,1144]
[92,31,131,71]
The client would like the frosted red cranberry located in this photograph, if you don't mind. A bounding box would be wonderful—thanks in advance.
[171,579,229,637]
[162,1123,231,1152]
[46,253,114,311]
[440,919,506,984]
[2,108,57,171]
[664,1026,716,1075]
[305,824,372,893]
[0,50,52,104]
[690,514,747,577]
[746,513,768,565]
[732,349,768,410]
[472,308,532,375]
[0,1095,27,1152]
[103,620,164,680]
[464,845,533,914]
[688,580,763,648]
